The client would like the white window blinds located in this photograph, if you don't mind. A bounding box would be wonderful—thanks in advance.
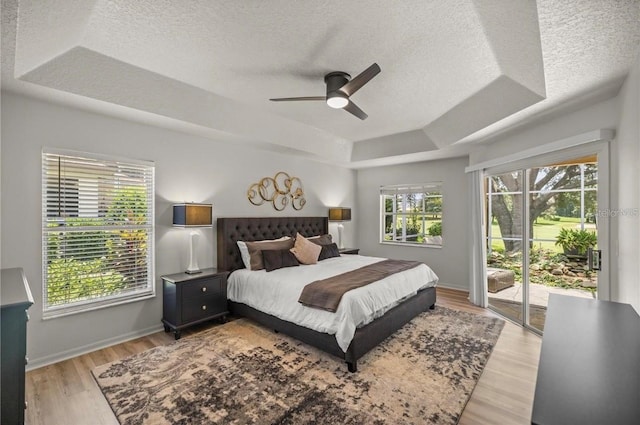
[379,183,442,196]
[42,149,155,317]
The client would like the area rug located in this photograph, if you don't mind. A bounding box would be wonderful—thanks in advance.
[93,306,504,425]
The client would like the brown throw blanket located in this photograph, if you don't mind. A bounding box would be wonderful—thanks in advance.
[298,259,423,312]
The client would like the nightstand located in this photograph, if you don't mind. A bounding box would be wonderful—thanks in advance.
[161,268,229,340]
[339,247,360,255]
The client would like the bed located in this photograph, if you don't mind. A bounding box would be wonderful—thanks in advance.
[217,216,438,372]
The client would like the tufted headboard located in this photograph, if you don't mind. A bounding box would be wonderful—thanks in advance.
[216,216,329,272]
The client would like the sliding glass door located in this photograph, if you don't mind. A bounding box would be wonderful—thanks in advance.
[486,171,524,324]
[486,154,604,332]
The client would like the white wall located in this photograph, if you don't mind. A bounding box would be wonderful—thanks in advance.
[613,53,640,312]
[0,92,356,367]
[355,157,469,290]
[469,96,619,165]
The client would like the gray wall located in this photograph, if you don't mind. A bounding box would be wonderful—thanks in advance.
[468,97,619,165]
[1,92,356,367]
[355,157,470,290]
[613,52,640,312]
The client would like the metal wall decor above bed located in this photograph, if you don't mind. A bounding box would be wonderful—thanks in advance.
[247,172,305,211]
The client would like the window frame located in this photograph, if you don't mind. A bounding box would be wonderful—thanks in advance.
[41,148,156,319]
[379,182,443,248]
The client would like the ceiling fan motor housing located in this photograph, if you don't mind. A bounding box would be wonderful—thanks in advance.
[325,72,350,108]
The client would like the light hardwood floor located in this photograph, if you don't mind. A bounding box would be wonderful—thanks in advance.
[25,287,541,425]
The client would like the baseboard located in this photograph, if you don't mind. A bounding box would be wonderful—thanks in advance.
[26,324,164,371]
[437,282,470,293]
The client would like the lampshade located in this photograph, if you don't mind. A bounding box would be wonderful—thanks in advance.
[328,207,351,222]
[173,203,212,227]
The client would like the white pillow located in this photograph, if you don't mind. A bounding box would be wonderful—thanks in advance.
[236,236,290,270]
[237,241,251,269]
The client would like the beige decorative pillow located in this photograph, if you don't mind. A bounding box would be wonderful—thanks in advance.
[290,233,322,265]
[245,237,294,271]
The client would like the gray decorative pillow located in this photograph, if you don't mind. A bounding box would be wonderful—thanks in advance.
[308,234,333,246]
[318,243,341,261]
[245,238,294,271]
[262,249,300,272]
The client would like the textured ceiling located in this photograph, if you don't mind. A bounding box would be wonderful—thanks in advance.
[2,0,639,166]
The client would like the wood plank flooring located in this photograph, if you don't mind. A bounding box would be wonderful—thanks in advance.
[25,287,541,425]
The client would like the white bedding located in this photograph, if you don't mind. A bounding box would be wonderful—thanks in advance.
[227,254,439,352]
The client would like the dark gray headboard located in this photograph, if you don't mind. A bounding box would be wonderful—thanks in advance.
[216,216,329,272]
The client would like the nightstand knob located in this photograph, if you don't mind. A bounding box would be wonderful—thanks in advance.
[202,305,207,311]
[201,287,207,292]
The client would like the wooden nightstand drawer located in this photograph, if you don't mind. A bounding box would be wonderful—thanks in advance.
[182,276,224,300]
[182,295,227,323]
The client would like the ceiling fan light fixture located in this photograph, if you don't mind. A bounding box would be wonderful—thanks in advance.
[326,92,349,109]
[269,64,380,120]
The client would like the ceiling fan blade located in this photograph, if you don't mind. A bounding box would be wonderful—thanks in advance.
[343,100,368,120]
[339,63,381,96]
[269,96,326,102]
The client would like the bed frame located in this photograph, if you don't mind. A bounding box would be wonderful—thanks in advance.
[217,216,436,372]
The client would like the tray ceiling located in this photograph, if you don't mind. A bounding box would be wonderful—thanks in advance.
[2,0,639,166]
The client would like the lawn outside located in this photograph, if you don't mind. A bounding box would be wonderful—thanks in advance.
[489,216,596,252]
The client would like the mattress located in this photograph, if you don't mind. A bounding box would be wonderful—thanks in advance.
[227,254,439,352]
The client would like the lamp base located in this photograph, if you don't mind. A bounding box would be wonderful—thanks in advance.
[337,223,345,249]
[186,231,201,275]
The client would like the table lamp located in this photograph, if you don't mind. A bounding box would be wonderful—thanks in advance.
[328,207,351,249]
[173,203,212,274]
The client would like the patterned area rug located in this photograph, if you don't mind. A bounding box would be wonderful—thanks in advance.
[93,306,504,425]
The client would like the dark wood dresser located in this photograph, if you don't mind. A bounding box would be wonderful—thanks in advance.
[161,268,229,339]
[532,294,640,425]
[1,268,34,425]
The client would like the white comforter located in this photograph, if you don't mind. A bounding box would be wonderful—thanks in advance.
[227,255,439,352]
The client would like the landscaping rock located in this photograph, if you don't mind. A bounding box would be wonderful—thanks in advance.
[489,247,596,295]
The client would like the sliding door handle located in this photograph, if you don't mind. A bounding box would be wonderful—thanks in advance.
[588,248,602,271]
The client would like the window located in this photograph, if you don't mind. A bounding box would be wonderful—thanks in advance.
[42,149,155,318]
[380,183,443,246]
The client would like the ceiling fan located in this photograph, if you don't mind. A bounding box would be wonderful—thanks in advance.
[269,63,381,120]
